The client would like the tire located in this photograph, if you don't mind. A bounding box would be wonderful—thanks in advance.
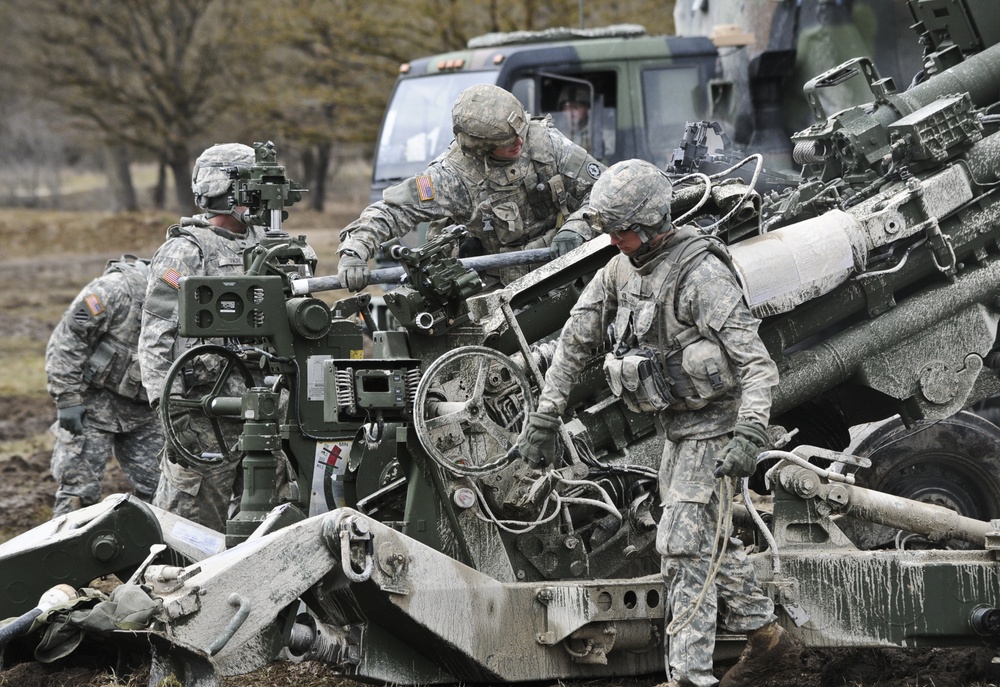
[842,410,1000,549]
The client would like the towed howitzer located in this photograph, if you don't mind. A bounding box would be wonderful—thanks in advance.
[5,3,1000,682]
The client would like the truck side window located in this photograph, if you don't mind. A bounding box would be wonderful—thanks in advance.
[641,67,701,169]
[535,72,617,161]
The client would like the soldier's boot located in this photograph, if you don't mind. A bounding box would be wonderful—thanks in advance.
[718,622,802,687]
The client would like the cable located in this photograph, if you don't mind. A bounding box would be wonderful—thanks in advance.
[741,472,780,575]
[666,476,734,636]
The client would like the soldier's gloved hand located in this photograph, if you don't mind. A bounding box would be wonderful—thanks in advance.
[551,228,585,257]
[515,411,561,468]
[715,421,769,478]
[57,405,87,435]
[337,251,370,292]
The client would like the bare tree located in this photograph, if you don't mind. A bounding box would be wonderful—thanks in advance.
[7,0,258,213]
[2,0,676,214]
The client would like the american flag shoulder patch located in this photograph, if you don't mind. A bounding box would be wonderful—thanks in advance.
[415,174,434,202]
[161,268,182,289]
[84,294,104,316]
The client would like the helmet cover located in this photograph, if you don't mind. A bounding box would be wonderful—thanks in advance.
[587,159,672,241]
[191,143,255,208]
[452,84,529,157]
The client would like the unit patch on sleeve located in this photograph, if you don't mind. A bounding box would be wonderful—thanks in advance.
[161,268,182,289]
[72,307,92,326]
[415,174,435,202]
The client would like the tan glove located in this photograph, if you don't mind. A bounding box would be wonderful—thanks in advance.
[337,251,370,291]
[715,421,769,478]
[515,411,561,468]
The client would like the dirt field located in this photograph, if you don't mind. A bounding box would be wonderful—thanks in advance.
[0,208,998,687]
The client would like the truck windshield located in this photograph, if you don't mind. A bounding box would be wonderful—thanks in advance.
[374,72,497,184]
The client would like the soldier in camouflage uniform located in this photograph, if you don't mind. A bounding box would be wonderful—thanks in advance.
[556,83,592,151]
[45,255,163,517]
[517,160,800,687]
[139,142,269,532]
[337,83,605,290]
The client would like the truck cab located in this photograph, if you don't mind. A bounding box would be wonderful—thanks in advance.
[371,25,733,204]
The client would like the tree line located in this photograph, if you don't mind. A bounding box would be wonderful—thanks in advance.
[0,0,675,213]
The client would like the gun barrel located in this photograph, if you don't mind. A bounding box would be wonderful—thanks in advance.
[291,248,554,295]
[892,41,1000,117]
[771,256,1000,417]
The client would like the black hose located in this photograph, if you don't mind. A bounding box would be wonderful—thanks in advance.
[0,584,78,650]
[0,607,42,650]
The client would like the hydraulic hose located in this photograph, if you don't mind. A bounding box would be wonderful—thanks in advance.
[0,584,78,650]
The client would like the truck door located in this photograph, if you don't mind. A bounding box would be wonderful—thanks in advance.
[508,70,624,164]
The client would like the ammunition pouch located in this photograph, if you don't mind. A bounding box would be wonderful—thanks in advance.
[82,339,115,388]
[83,339,148,403]
[679,338,737,410]
[492,199,525,246]
[604,349,679,413]
[604,339,737,414]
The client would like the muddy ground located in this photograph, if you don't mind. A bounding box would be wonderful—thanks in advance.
[0,209,998,687]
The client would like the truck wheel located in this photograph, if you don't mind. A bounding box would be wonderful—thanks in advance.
[844,410,1000,549]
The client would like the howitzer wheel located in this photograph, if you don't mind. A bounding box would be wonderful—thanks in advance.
[414,346,533,476]
[843,410,1000,549]
[160,344,256,467]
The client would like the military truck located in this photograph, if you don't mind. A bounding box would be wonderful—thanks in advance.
[3,1,1000,684]
[372,24,728,198]
[368,1,922,266]
[371,0,924,206]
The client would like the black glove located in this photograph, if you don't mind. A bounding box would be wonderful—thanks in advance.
[550,228,584,257]
[458,236,485,258]
[715,421,769,478]
[57,405,87,435]
[337,251,370,291]
[516,411,561,468]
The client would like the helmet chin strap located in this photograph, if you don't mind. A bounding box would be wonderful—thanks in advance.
[200,194,252,228]
[633,216,673,245]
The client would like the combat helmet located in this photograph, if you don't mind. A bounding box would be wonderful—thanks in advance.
[587,159,673,244]
[452,84,529,157]
[558,83,591,110]
[191,143,256,218]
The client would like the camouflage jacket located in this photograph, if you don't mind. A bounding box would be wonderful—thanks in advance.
[46,257,154,431]
[139,216,268,405]
[339,116,605,262]
[537,228,778,441]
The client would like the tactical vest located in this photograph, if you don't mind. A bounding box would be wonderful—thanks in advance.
[83,256,150,402]
[451,117,588,252]
[167,216,261,272]
[603,228,741,413]
[164,218,265,388]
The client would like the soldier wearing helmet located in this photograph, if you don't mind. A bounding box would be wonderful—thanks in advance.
[45,255,162,517]
[516,160,799,687]
[556,83,591,149]
[138,143,269,532]
[337,83,606,291]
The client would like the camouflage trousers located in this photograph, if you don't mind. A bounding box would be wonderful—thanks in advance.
[152,444,295,534]
[655,434,776,687]
[50,421,163,517]
[152,447,243,534]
